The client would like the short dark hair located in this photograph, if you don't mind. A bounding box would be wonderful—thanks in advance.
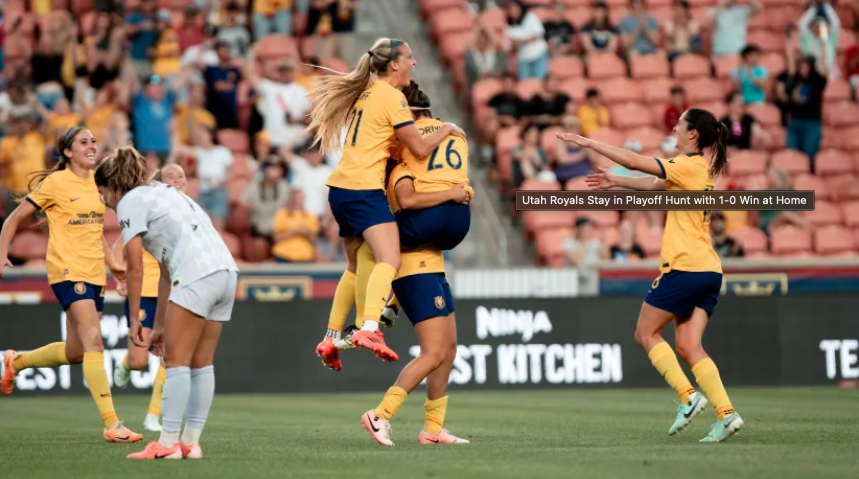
[670,86,685,95]
[585,88,600,98]
[740,45,760,59]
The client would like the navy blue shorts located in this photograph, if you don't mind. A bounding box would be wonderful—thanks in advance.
[328,187,395,238]
[396,202,471,250]
[392,272,455,325]
[125,297,158,329]
[51,281,105,312]
[644,270,723,318]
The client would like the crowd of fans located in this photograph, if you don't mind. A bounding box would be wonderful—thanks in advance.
[453,0,859,265]
[0,0,358,266]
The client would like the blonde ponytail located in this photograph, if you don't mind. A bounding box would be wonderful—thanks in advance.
[94,145,148,196]
[305,38,402,154]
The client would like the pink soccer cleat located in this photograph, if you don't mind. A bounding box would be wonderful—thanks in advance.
[2,349,18,396]
[351,331,399,362]
[316,337,342,371]
[418,429,470,445]
[179,442,203,459]
[127,441,183,459]
[361,410,394,446]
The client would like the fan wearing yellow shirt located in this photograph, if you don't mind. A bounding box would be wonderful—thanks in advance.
[558,108,743,443]
[111,164,189,434]
[0,113,48,199]
[306,38,466,368]
[272,189,320,263]
[0,127,143,443]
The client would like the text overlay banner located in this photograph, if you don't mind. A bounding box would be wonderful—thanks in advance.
[516,191,815,211]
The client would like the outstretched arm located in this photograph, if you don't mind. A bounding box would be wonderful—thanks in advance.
[557,133,664,177]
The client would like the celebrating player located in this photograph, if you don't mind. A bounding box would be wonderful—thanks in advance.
[112,164,189,433]
[94,147,239,459]
[360,85,472,446]
[307,37,466,367]
[0,127,143,443]
[557,109,743,443]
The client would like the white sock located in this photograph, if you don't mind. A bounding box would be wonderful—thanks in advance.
[326,328,342,341]
[159,366,190,447]
[181,365,215,445]
[360,320,379,332]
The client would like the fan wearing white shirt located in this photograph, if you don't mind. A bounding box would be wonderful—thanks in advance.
[505,0,550,80]
[283,141,333,218]
[170,125,234,231]
[245,44,311,148]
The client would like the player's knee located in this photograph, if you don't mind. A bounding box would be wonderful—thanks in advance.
[190,353,214,370]
[65,348,83,364]
[674,340,702,364]
[421,348,447,370]
[88,338,105,353]
[162,350,191,369]
[446,342,458,362]
[128,353,149,370]
[633,328,648,349]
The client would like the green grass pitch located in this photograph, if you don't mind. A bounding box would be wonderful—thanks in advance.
[1,388,857,479]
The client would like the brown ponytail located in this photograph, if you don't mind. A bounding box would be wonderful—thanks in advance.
[401,80,433,119]
[94,145,148,197]
[683,108,728,178]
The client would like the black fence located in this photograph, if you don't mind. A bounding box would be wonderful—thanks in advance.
[1,295,857,395]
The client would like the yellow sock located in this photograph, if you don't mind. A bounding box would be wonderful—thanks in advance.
[648,342,696,404]
[327,270,356,334]
[148,365,166,417]
[424,396,448,435]
[692,358,734,419]
[13,342,68,372]
[373,386,408,420]
[354,242,375,329]
[122,354,130,371]
[83,352,119,428]
[363,263,397,324]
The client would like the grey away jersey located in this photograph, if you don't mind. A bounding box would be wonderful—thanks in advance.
[117,182,239,290]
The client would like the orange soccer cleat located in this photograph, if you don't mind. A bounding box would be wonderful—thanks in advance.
[179,442,203,459]
[351,330,399,362]
[104,422,144,443]
[316,337,342,371]
[1,350,18,396]
[127,441,182,459]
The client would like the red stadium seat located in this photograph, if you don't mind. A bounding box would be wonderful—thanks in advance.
[634,223,663,257]
[738,173,768,190]
[535,227,573,264]
[802,201,843,226]
[227,178,250,205]
[587,128,626,148]
[471,77,504,109]
[630,54,670,80]
[610,102,654,129]
[824,80,852,103]
[515,79,544,100]
[623,126,664,151]
[825,101,859,127]
[479,7,506,34]
[746,103,781,128]
[231,153,254,180]
[518,179,561,191]
[766,126,787,152]
[524,210,576,237]
[730,226,768,255]
[579,210,620,228]
[747,29,784,53]
[683,77,726,103]
[713,55,741,80]
[821,127,844,151]
[793,174,829,201]
[548,56,585,81]
[759,52,786,76]
[672,54,711,80]
[815,149,855,176]
[559,77,592,100]
[641,77,676,105]
[256,34,298,60]
[839,126,859,152]
[828,176,859,201]
[220,232,242,260]
[429,8,473,37]
[692,101,727,120]
[226,205,252,236]
[770,225,812,255]
[586,53,626,80]
[770,150,810,176]
[439,31,472,64]
[540,126,566,160]
[564,176,589,191]
[600,77,644,105]
[218,130,250,154]
[814,226,856,255]
[9,231,48,260]
[844,201,859,228]
[727,150,769,177]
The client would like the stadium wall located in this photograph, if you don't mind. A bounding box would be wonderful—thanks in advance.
[1,296,857,396]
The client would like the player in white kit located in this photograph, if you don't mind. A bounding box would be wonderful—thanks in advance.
[93,146,239,460]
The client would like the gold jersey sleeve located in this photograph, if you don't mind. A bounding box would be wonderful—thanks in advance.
[385,163,416,214]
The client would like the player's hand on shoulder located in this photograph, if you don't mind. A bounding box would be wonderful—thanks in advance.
[445,122,467,139]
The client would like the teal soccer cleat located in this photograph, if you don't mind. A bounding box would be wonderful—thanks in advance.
[700,412,744,443]
[668,392,709,436]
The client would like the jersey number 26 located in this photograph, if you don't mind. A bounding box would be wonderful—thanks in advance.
[428,139,462,171]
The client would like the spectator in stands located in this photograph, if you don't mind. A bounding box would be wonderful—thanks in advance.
[785,47,828,170]
[218,2,252,58]
[30,14,68,111]
[721,91,770,150]
[178,5,205,51]
[171,124,234,230]
[271,188,320,263]
[0,113,45,216]
[526,74,570,130]
[246,46,311,148]
[554,117,592,187]
[664,0,701,62]
[284,141,332,218]
[317,210,346,262]
[619,0,660,57]
[663,86,687,134]
[83,11,125,92]
[204,41,242,129]
[126,0,159,79]
[241,159,288,251]
[504,0,549,80]
[306,0,358,62]
[181,24,219,70]
[43,98,81,145]
[563,217,606,266]
[773,25,799,128]
[709,0,762,57]
[577,88,609,137]
[254,0,293,37]
[710,212,744,258]
[757,166,812,235]
[129,74,177,162]
[100,111,131,159]
[254,131,275,163]
[799,1,840,78]
[176,82,218,145]
[543,0,576,57]
[0,73,36,129]
[151,10,182,84]
[484,74,526,155]
[464,17,508,90]
[580,1,619,55]
[732,45,768,105]
[845,27,859,99]
[609,219,645,263]
[512,123,553,187]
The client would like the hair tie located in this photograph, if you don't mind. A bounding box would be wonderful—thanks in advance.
[367,50,373,57]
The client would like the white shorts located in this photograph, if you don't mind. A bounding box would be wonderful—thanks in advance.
[169,270,238,322]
